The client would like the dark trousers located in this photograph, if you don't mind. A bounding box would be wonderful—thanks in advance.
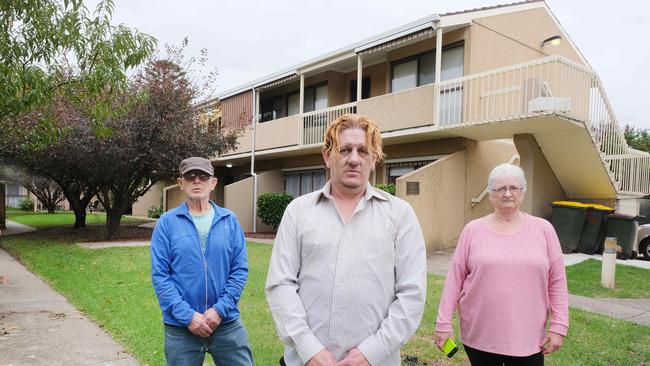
[465,345,544,366]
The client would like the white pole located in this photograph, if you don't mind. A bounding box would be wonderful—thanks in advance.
[251,88,258,233]
[357,55,363,102]
[434,25,443,125]
[601,236,617,288]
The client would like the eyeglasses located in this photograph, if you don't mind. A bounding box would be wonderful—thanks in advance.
[492,185,523,195]
[182,171,212,182]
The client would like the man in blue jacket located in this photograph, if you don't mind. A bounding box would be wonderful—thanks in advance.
[151,157,253,366]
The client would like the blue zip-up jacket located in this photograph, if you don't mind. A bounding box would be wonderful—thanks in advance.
[150,201,248,327]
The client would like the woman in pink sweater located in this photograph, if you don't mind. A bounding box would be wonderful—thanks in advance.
[434,163,569,365]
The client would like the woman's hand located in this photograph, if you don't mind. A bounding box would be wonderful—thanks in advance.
[540,331,564,354]
[434,331,454,351]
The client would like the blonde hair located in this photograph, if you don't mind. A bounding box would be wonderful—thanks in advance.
[323,114,385,163]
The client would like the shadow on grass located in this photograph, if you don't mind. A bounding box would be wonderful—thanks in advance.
[6,223,153,244]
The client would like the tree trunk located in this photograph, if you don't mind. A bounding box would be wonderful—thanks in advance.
[106,209,123,239]
[72,205,87,229]
[47,206,55,214]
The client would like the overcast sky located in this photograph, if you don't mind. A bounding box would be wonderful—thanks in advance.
[86,0,650,128]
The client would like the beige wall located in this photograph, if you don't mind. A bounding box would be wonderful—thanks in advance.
[377,138,465,184]
[388,138,517,250]
[396,152,467,251]
[514,134,567,219]
[358,84,435,132]
[165,185,184,211]
[132,181,162,217]
[224,169,284,232]
[224,115,301,156]
[469,8,585,75]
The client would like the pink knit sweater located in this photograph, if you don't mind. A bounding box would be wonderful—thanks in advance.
[436,214,569,356]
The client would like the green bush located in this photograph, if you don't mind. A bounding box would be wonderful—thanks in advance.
[147,206,163,219]
[375,183,396,195]
[18,198,35,212]
[257,192,293,231]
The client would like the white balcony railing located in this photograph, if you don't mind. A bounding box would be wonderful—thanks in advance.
[301,102,357,145]
[434,55,650,195]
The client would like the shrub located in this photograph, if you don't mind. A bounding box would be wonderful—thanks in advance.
[147,205,163,219]
[257,192,293,231]
[375,183,396,195]
[18,197,35,212]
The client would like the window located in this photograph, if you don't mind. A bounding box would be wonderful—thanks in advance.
[260,95,283,122]
[285,83,329,116]
[284,169,326,198]
[391,59,418,92]
[390,43,464,93]
[385,160,437,184]
[350,77,371,102]
[287,92,300,116]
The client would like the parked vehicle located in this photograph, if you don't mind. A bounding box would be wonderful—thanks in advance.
[636,224,650,258]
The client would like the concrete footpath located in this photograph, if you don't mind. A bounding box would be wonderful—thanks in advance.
[0,221,139,366]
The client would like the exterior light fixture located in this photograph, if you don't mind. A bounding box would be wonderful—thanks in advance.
[226,163,233,168]
[540,35,561,47]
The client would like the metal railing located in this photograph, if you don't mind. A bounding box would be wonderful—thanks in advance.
[434,55,650,195]
[301,102,357,145]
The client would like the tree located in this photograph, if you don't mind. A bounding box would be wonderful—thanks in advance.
[624,125,650,153]
[0,0,156,126]
[0,0,156,228]
[0,167,65,213]
[90,44,237,237]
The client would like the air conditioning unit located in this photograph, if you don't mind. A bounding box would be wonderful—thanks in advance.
[527,97,571,113]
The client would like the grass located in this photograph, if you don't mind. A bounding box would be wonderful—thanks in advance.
[6,210,148,229]
[566,259,650,299]
[1,216,649,365]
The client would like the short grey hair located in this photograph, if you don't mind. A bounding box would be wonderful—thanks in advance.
[487,163,527,192]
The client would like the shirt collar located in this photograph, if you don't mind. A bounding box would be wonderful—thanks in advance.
[318,180,388,203]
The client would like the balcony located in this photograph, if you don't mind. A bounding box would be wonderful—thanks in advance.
[222,56,649,196]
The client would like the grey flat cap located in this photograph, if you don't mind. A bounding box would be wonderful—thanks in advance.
[179,157,214,175]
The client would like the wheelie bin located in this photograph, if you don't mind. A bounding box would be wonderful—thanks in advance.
[550,201,588,254]
[604,213,639,259]
[578,204,614,255]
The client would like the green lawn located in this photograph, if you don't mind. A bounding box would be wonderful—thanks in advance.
[566,259,650,299]
[6,210,148,229]
[1,227,649,365]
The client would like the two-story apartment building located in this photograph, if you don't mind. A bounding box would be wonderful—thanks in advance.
[161,0,650,251]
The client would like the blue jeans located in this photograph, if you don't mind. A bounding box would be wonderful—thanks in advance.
[164,319,253,366]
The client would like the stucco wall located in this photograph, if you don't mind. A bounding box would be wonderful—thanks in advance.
[396,151,467,251]
[514,133,567,219]
[132,182,162,217]
[469,7,585,75]
[224,169,284,233]
[357,84,435,132]
[164,185,184,212]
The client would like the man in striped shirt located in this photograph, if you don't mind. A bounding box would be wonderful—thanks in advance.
[265,114,427,366]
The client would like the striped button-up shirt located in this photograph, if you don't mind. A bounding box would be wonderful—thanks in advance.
[265,181,427,366]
